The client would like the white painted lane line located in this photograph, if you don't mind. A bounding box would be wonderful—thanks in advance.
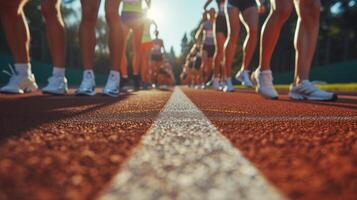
[100,87,285,200]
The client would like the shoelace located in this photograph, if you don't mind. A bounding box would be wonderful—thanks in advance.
[106,75,119,89]
[300,81,319,94]
[2,64,16,77]
[260,72,273,87]
[80,73,94,89]
[2,64,21,84]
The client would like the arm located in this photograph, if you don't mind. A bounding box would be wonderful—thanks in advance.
[204,0,213,11]
[195,24,203,42]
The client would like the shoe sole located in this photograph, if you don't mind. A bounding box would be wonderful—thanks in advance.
[42,90,68,95]
[75,91,96,96]
[102,92,119,97]
[289,92,338,101]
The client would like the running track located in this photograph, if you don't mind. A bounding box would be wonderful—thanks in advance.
[0,87,356,200]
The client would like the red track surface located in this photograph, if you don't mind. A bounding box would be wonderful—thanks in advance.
[0,90,171,200]
[184,88,357,200]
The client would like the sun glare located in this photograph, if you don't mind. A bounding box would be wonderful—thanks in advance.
[147,8,162,23]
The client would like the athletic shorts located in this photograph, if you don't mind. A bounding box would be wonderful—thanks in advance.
[215,15,228,38]
[228,0,256,11]
[141,41,153,52]
[121,11,143,25]
[203,44,216,58]
[194,57,202,70]
[151,54,163,62]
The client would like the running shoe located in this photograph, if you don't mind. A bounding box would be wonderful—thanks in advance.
[251,69,278,99]
[212,78,221,90]
[223,78,234,92]
[235,70,253,87]
[76,71,96,96]
[103,73,120,97]
[0,65,38,94]
[42,76,68,95]
[288,80,337,101]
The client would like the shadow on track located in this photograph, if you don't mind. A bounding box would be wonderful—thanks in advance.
[0,93,131,143]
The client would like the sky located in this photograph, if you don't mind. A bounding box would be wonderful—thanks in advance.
[147,0,208,54]
[65,0,213,55]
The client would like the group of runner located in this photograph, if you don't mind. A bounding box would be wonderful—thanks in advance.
[0,0,175,97]
[180,0,337,101]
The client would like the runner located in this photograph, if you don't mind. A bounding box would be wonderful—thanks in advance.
[224,0,265,92]
[76,0,124,97]
[195,9,216,89]
[120,0,151,91]
[204,0,228,90]
[150,30,165,89]
[157,60,175,88]
[256,0,336,100]
[140,12,157,90]
[0,0,67,95]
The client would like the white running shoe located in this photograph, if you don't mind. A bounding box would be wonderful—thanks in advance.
[212,78,221,90]
[223,78,234,92]
[251,69,278,99]
[42,76,68,95]
[235,70,253,87]
[288,80,337,101]
[76,71,96,96]
[103,73,120,97]
[0,65,38,94]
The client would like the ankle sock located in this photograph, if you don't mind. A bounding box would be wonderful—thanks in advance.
[53,67,65,78]
[15,63,31,76]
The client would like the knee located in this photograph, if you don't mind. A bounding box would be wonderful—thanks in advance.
[299,1,320,23]
[41,1,60,22]
[105,6,119,24]
[81,6,98,28]
[271,4,292,24]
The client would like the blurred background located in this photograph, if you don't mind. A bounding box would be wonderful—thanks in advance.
[0,0,356,86]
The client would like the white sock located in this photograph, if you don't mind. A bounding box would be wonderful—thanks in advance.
[53,67,65,78]
[109,70,120,79]
[15,63,31,76]
[122,75,128,79]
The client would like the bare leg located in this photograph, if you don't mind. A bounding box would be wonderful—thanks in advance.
[293,0,320,84]
[240,7,258,71]
[224,7,240,78]
[105,0,124,71]
[120,24,130,77]
[79,0,100,69]
[213,33,225,78]
[131,24,144,75]
[201,50,209,84]
[41,0,65,68]
[259,0,293,70]
[0,0,30,63]
[140,47,150,83]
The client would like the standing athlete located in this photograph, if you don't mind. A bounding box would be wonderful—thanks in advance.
[140,13,157,90]
[224,0,264,92]
[195,9,216,89]
[150,30,165,88]
[76,0,124,97]
[120,0,151,91]
[255,0,336,100]
[204,0,229,90]
[0,0,67,95]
